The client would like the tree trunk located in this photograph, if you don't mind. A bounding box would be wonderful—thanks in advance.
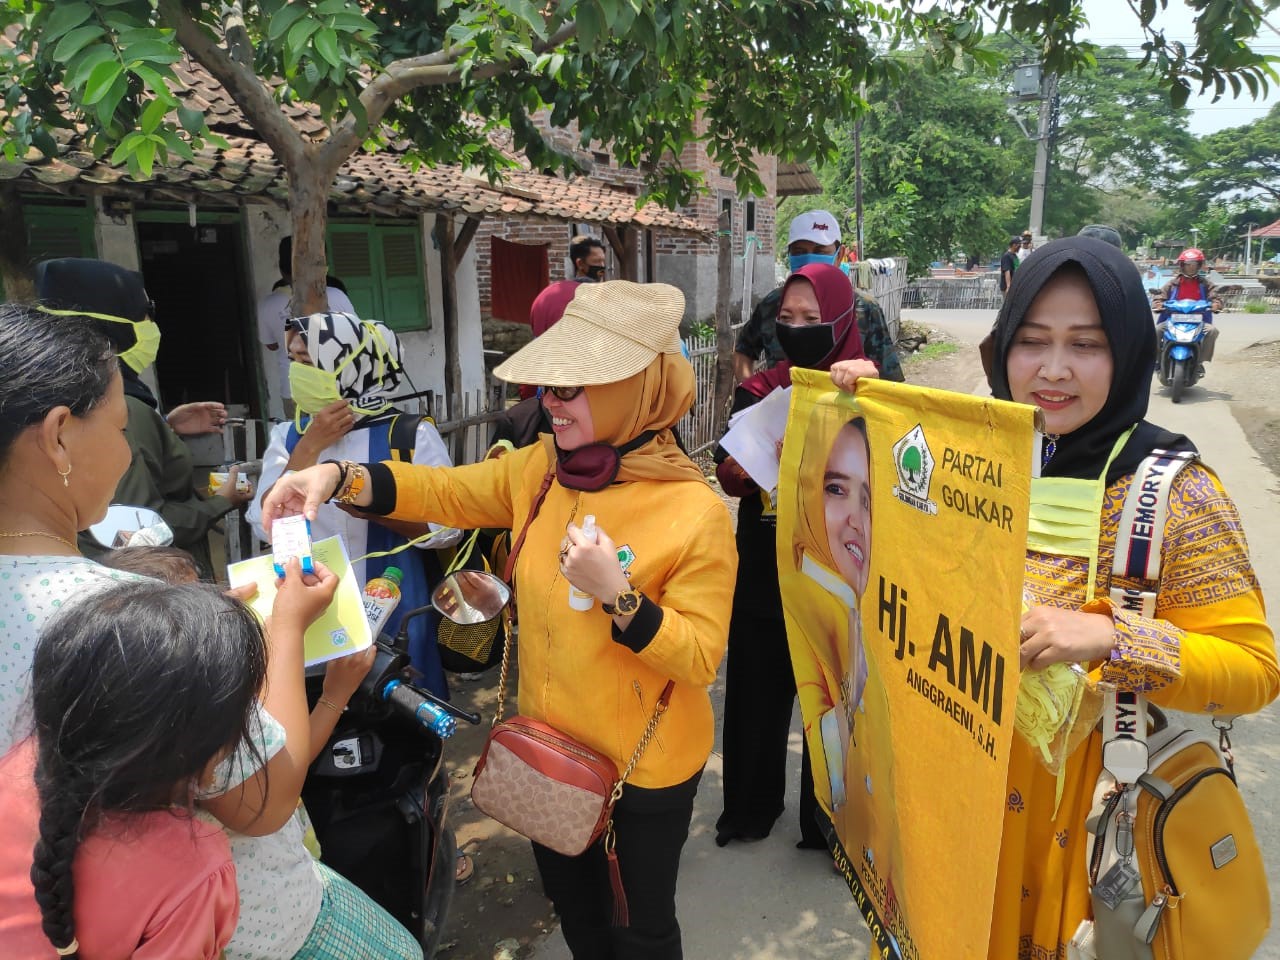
[288,161,333,315]
[434,214,463,417]
[0,187,33,300]
[713,210,734,438]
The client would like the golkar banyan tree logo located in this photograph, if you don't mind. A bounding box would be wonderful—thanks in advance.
[892,424,938,515]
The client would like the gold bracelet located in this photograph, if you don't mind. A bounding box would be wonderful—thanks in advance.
[317,696,345,714]
[335,461,366,505]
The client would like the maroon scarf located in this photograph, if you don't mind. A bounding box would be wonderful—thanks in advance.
[742,264,868,399]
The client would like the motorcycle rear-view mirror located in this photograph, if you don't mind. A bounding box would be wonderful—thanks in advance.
[88,505,174,550]
[431,570,511,625]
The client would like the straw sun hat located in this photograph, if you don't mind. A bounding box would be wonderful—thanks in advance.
[493,280,686,387]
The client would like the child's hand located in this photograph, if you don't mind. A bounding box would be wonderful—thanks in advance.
[322,646,377,706]
[271,558,339,632]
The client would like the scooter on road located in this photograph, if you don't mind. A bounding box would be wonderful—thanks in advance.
[1156,298,1213,403]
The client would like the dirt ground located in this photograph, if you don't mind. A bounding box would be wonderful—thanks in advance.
[1219,339,1280,482]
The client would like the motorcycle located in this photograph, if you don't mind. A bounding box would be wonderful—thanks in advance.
[302,600,485,955]
[1156,298,1213,403]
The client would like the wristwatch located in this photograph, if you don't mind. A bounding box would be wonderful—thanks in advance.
[603,588,643,617]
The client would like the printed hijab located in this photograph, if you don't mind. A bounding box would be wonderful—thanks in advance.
[742,263,868,399]
[988,236,1194,483]
[286,311,406,417]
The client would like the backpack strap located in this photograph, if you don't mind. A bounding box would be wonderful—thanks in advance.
[387,412,434,463]
[1101,448,1199,782]
[1108,448,1199,618]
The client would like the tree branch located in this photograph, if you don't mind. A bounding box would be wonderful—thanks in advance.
[322,19,578,168]
[223,2,254,69]
[156,0,307,169]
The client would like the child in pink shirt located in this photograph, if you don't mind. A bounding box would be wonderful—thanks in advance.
[0,576,319,959]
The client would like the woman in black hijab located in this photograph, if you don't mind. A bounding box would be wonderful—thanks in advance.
[980,236,1277,958]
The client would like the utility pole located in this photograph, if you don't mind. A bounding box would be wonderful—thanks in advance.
[1028,71,1058,239]
[1245,222,1256,275]
[854,81,867,259]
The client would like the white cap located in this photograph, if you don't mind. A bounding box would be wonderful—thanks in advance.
[788,209,842,247]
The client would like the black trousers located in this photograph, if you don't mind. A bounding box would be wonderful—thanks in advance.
[717,612,822,846]
[532,770,702,960]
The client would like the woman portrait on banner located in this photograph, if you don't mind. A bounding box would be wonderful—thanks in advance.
[713,263,873,851]
[248,310,460,699]
[830,235,1278,959]
[34,258,253,576]
[260,281,736,960]
[781,404,910,942]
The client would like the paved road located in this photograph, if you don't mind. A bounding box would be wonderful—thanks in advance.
[531,309,1280,960]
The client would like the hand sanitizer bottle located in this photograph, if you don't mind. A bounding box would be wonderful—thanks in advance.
[568,515,598,612]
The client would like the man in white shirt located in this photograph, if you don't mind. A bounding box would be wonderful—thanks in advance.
[257,236,355,418]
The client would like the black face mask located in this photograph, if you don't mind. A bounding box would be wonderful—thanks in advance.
[775,321,836,369]
[584,265,606,282]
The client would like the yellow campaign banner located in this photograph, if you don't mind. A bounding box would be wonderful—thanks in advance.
[777,369,1036,960]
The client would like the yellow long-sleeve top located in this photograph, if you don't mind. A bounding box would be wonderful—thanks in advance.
[990,463,1278,960]
[382,443,737,789]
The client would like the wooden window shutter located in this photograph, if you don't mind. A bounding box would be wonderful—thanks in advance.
[326,225,380,321]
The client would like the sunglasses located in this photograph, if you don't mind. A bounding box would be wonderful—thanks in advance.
[537,385,585,402]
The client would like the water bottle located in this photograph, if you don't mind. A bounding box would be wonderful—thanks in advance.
[363,566,403,637]
[568,514,598,612]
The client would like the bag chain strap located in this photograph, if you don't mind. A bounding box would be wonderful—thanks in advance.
[489,470,675,800]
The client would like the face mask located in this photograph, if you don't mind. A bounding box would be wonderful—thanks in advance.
[289,361,343,416]
[36,306,161,372]
[288,322,396,428]
[789,252,837,272]
[775,321,837,369]
[555,431,657,491]
[584,265,606,282]
[119,319,161,373]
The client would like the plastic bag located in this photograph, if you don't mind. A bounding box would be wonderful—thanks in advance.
[1015,590,1104,814]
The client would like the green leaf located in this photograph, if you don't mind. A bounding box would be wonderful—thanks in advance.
[160,128,195,163]
[42,2,93,42]
[268,4,309,42]
[177,105,204,134]
[314,27,341,67]
[122,40,182,66]
[139,95,168,134]
[52,24,104,62]
[81,59,123,105]
[287,17,322,55]
[94,73,129,127]
[30,125,58,159]
[64,44,116,90]
[315,0,356,14]
[134,136,156,179]
[131,63,178,94]
[576,1,601,52]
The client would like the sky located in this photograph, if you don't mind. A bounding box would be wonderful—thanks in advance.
[1079,0,1278,135]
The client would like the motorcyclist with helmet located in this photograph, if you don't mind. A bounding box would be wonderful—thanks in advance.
[1153,248,1222,371]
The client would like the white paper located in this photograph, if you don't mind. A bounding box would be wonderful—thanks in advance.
[719,386,792,497]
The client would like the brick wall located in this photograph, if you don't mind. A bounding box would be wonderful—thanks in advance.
[475,113,781,318]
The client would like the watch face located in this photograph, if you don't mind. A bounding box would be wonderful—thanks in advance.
[615,591,641,614]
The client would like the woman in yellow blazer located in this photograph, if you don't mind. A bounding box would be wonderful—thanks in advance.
[263,281,736,960]
[782,405,912,947]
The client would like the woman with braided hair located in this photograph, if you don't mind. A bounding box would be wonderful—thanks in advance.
[0,580,292,958]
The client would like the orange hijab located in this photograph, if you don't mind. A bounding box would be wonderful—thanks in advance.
[538,352,707,486]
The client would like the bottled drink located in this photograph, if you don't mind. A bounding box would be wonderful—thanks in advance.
[363,566,403,637]
[568,515,598,612]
